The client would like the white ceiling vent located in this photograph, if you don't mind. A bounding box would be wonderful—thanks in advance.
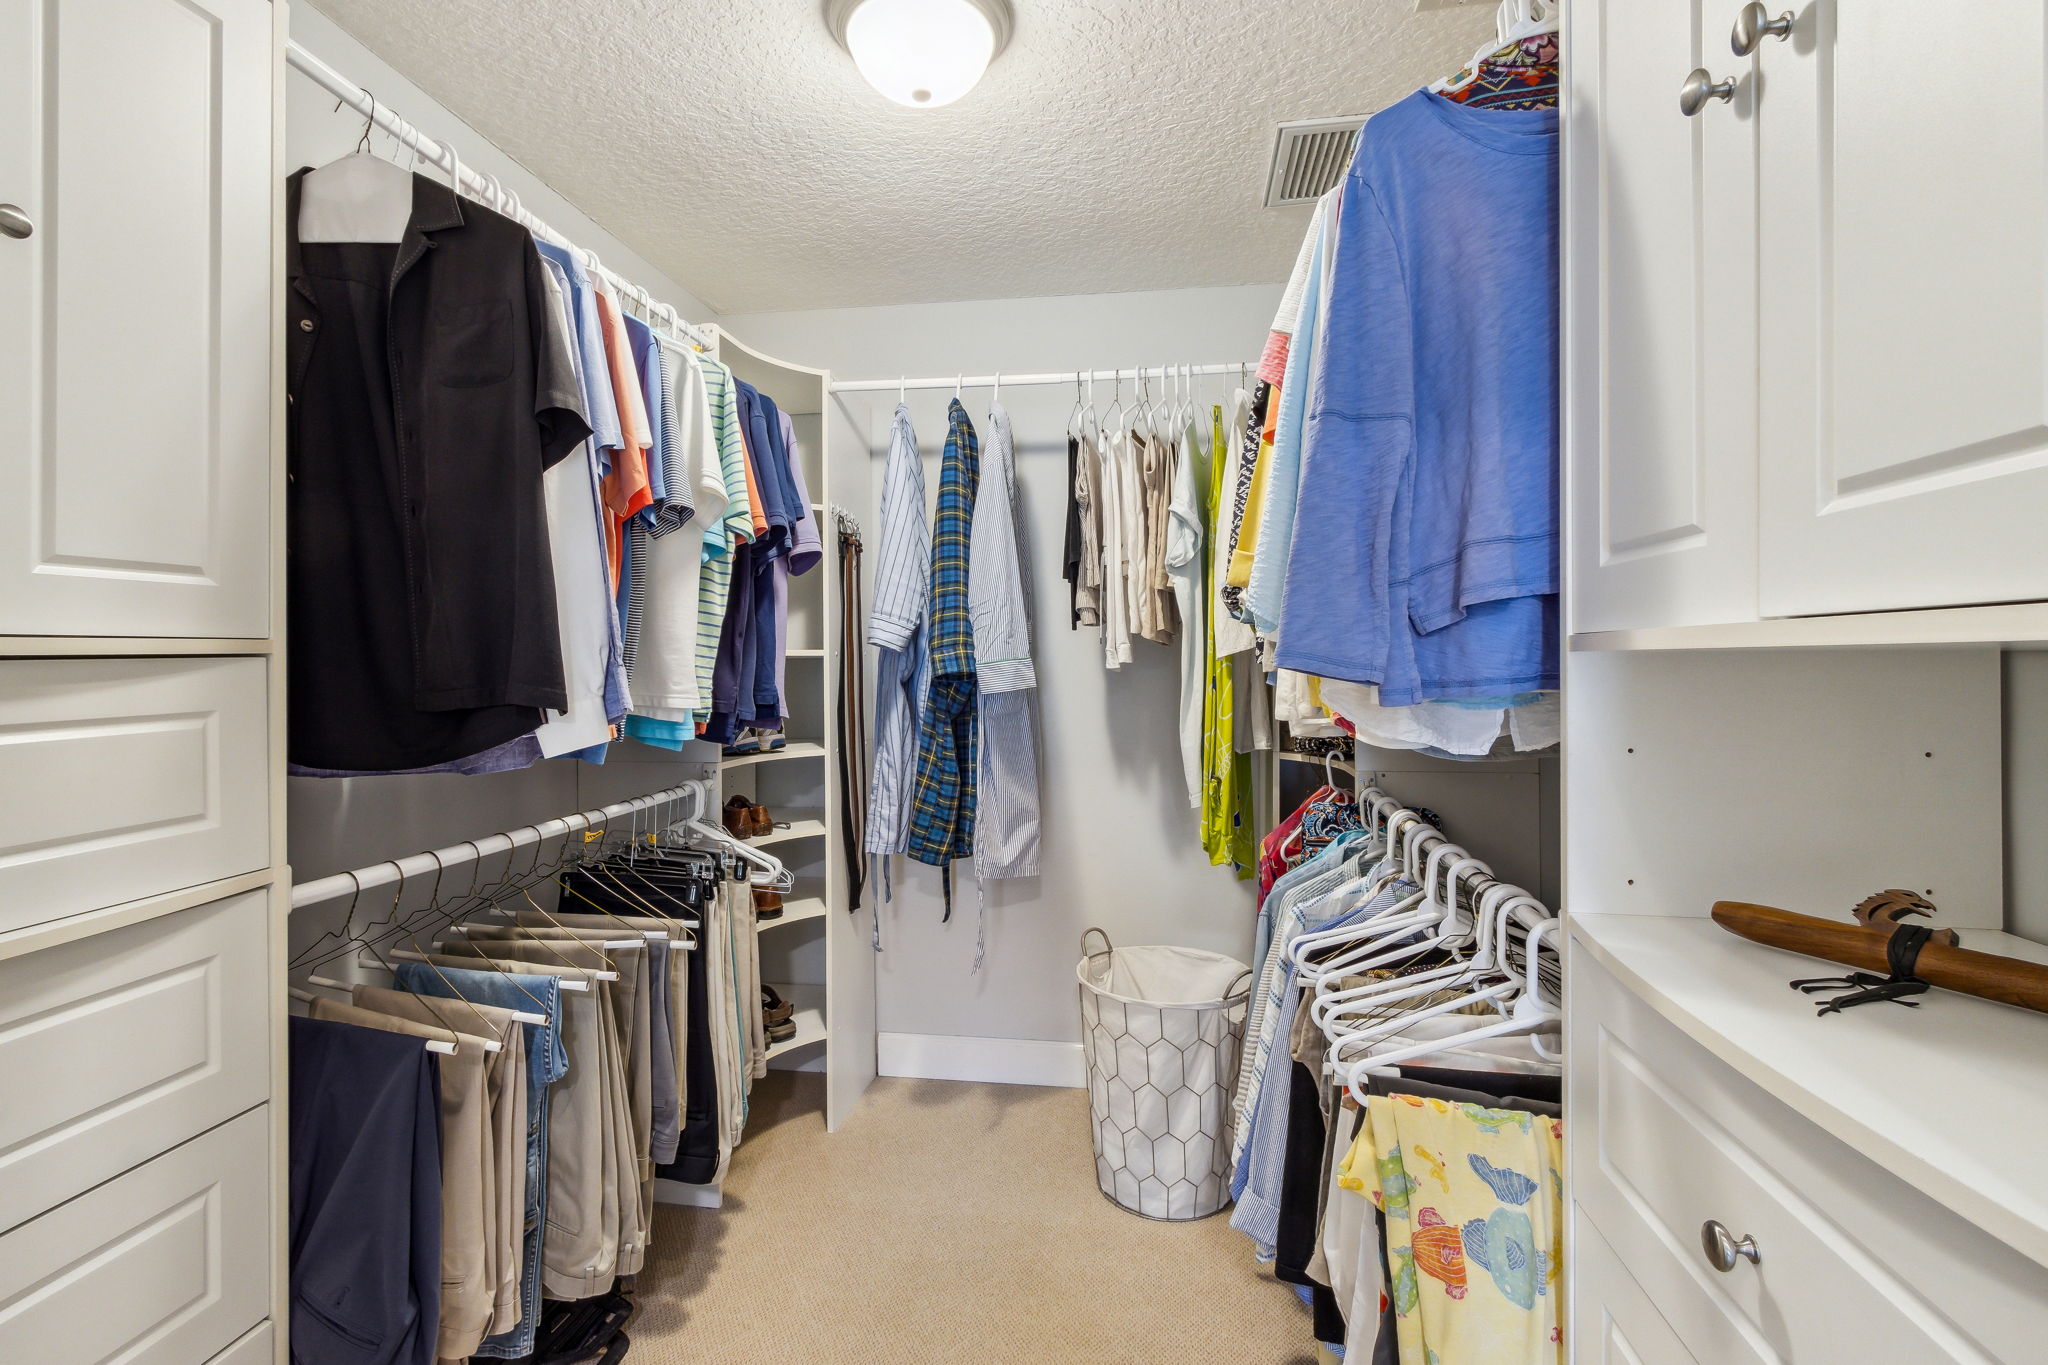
[1264,116,1366,208]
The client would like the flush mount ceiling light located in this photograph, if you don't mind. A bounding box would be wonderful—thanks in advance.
[825,0,1014,108]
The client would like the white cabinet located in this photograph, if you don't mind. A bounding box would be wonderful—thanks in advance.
[1570,1215,1708,1365]
[1567,934,2048,1365]
[0,0,273,639]
[1757,0,2048,616]
[0,1108,269,1365]
[1565,0,1757,634]
[0,891,270,1231]
[0,657,269,933]
[1570,0,2048,633]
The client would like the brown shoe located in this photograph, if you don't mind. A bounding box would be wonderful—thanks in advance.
[722,794,755,838]
[752,888,784,920]
[762,985,795,1028]
[745,803,774,838]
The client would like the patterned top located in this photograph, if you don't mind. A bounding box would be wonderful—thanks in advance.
[905,400,983,888]
[926,399,982,679]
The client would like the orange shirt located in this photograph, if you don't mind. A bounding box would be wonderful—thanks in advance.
[735,417,768,540]
[593,284,652,585]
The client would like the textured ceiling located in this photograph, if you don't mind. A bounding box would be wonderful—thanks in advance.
[310,0,1496,313]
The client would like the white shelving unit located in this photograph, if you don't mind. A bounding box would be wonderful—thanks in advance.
[711,328,876,1134]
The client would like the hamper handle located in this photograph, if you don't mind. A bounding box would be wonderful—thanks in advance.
[1081,927,1115,959]
[1225,969,1255,1000]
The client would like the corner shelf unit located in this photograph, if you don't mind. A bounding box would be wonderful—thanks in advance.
[709,327,875,1136]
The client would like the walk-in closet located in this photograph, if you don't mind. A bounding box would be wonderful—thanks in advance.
[5,1,2048,1362]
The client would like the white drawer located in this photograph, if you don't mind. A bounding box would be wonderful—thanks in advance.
[1570,947,2048,1363]
[1571,1210,1705,1365]
[0,891,270,1232]
[0,656,268,932]
[206,1321,273,1365]
[0,1108,269,1365]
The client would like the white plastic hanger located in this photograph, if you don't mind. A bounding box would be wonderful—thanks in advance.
[683,818,794,890]
[1334,919,1561,1085]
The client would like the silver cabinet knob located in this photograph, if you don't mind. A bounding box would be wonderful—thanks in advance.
[0,204,31,240]
[1679,69,1739,117]
[1701,1219,1762,1272]
[1731,3,1794,56]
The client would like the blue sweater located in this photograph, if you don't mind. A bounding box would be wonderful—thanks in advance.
[1277,90,1559,704]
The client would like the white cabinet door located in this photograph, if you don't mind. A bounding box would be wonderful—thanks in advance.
[0,891,270,1232]
[0,1108,268,1365]
[1566,0,1758,634]
[0,657,269,932]
[0,0,272,639]
[1758,0,2048,615]
[1571,1212,1704,1365]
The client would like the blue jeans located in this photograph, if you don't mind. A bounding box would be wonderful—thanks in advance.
[395,964,569,1358]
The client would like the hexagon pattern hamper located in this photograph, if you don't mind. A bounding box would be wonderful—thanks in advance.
[1076,928,1253,1220]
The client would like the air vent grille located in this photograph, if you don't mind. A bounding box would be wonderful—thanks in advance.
[1264,116,1367,208]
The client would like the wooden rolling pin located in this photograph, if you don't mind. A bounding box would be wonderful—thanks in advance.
[1711,901,2048,1015]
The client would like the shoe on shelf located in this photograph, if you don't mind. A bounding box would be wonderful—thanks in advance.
[722,794,756,838]
[763,985,797,1042]
[723,731,762,757]
[760,729,788,752]
[752,888,784,920]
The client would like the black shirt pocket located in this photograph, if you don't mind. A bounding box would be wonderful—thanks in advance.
[434,299,513,387]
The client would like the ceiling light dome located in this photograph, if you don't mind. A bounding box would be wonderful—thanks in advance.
[826,0,1015,108]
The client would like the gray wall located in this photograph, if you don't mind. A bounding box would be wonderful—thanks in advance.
[2006,654,2048,944]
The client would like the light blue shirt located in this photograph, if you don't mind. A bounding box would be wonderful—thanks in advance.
[1277,90,1559,704]
[865,406,930,859]
[1245,189,1335,636]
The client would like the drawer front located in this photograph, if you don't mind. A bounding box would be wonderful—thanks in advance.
[1571,1209,1709,1365]
[207,1321,273,1365]
[0,657,267,932]
[0,1108,269,1365]
[1570,949,2047,1363]
[0,891,269,1232]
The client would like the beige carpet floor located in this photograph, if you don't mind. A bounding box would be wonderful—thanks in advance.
[631,1072,1317,1363]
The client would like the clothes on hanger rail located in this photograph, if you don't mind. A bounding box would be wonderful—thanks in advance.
[288,837,760,1362]
[287,160,814,774]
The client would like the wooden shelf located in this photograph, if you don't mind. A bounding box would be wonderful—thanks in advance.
[765,981,826,1059]
[1570,600,2048,653]
[721,741,826,769]
[758,897,827,929]
[1569,913,2048,1270]
[786,648,825,658]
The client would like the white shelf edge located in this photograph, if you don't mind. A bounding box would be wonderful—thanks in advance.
[1569,913,2048,1271]
[1570,600,2048,653]
[720,741,827,769]
[758,897,828,929]
[751,819,826,847]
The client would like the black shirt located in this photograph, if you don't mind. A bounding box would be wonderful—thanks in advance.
[286,170,590,770]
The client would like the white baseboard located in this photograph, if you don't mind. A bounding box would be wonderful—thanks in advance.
[877,1031,1085,1088]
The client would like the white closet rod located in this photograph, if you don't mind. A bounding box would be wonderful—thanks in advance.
[288,781,707,911]
[829,363,1253,394]
[284,41,718,352]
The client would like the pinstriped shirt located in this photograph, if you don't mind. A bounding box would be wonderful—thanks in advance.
[865,405,928,856]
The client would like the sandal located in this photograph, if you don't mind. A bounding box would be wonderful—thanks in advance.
[763,986,797,1042]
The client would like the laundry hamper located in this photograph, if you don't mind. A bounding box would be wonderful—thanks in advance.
[1076,928,1253,1220]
